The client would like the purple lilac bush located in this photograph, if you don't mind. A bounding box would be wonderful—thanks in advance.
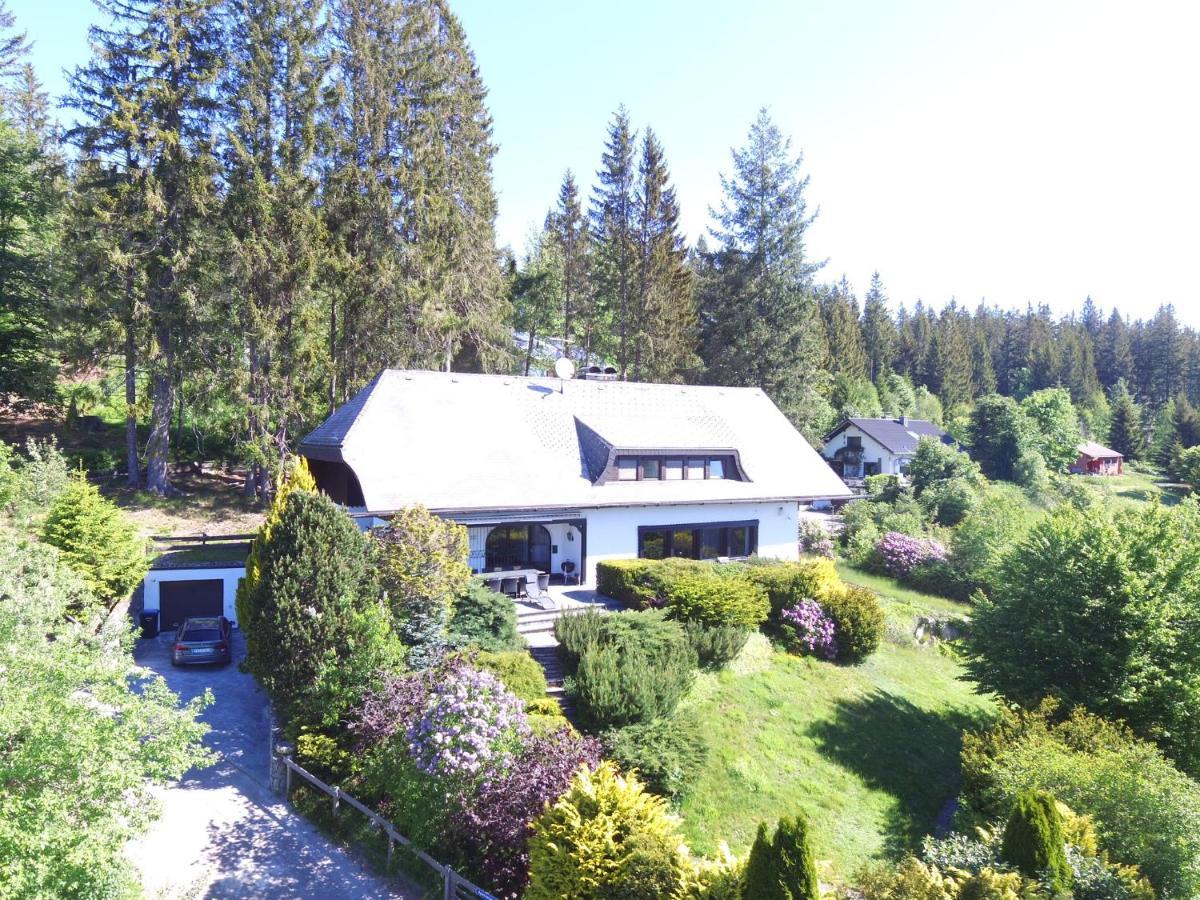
[448,727,602,898]
[875,531,948,578]
[780,598,837,659]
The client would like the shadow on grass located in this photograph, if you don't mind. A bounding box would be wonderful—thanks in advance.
[809,689,989,857]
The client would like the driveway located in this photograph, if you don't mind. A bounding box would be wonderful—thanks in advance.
[127,631,418,899]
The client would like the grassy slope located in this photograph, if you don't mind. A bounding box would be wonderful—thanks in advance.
[677,565,994,883]
[1072,468,1189,509]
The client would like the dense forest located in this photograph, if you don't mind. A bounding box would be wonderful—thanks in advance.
[1,0,1196,496]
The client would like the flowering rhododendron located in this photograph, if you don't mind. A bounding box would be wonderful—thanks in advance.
[780,598,836,659]
[875,531,947,578]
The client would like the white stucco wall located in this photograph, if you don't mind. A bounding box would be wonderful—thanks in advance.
[142,566,245,626]
[823,427,908,475]
[580,501,799,585]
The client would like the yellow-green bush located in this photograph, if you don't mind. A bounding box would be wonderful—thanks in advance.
[526,761,690,899]
[596,559,661,608]
[744,557,842,618]
[822,584,886,662]
[470,650,547,703]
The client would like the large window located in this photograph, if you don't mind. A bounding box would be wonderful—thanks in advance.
[637,521,758,561]
[485,524,552,571]
[614,455,736,481]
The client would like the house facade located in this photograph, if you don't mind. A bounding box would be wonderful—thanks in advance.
[299,370,850,585]
[1070,441,1123,476]
[822,417,954,480]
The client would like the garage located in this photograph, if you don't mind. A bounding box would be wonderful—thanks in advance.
[158,578,225,630]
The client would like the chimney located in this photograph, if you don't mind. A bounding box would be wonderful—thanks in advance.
[584,365,619,382]
[899,415,910,427]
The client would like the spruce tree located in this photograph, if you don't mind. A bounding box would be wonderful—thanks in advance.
[1098,308,1135,392]
[591,106,637,376]
[1107,379,1146,460]
[699,108,828,435]
[67,0,222,495]
[632,127,697,382]
[742,822,780,898]
[1001,790,1072,893]
[511,228,564,375]
[820,276,867,381]
[929,302,974,410]
[0,2,29,85]
[861,271,896,381]
[221,0,328,498]
[545,170,592,362]
[741,816,820,899]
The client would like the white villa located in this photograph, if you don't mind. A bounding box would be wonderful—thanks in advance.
[822,416,954,481]
[298,369,851,585]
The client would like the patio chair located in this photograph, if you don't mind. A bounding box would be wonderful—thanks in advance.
[486,578,504,595]
[537,573,550,594]
[500,577,519,597]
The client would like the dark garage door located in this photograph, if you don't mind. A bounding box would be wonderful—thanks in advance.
[159,579,223,630]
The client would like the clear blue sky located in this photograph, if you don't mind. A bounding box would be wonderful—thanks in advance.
[12,0,1200,324]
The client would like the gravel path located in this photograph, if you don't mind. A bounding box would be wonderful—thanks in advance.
[127,632,419,899]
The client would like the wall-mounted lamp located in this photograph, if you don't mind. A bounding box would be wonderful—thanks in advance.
[566,528,575,542]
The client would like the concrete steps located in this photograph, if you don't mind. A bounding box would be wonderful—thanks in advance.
[516,603,598,638]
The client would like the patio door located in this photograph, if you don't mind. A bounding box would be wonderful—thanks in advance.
[485,524,552,570]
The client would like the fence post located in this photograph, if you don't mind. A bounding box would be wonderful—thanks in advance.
[271,731,295,797]
[444,867,453,900]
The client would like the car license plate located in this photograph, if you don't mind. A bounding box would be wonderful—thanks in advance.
[191,648,213,655]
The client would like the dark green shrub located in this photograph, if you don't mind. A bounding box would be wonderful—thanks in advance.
[471,650,547,703]
[906,558,968,601]
[822,585,885,662]
[684,621,750,669]
[596,559,660,608]
[918,476,978,527]
[742,815,820,899]
[554,608,611,668]
[1001,790,1072,893]
[239,491,394,730]
[449,580,522,651]
[604,714,708,801]
[560,609,696,730]
[865,473,902,500]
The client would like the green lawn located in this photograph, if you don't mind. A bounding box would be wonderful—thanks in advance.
[1073,467,1189,509]
[676,568,994,883]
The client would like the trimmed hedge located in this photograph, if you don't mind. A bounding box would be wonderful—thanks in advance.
[595,557,768,628]
[744,557,842,619]
[821,585,885,662]
[596,559,660,608]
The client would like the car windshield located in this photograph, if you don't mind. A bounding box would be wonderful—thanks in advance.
[182,628,221,642]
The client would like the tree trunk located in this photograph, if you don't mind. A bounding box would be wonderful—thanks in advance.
[124,296,140,487]
[524,329,535,376]
[145,355,174,496]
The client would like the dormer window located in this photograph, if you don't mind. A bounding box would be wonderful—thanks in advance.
[847,436,862,450]
[613,455,738,481]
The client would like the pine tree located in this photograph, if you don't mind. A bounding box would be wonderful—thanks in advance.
[741,816,820,899]
[1107,379,1145,460]
[861,271,896,381]
[591,106,637,376]
[221,0,329,498]
[699,108,828,436]
[632,127,697,382]
[545,170,592,362]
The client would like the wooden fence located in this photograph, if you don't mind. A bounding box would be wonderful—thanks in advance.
[273,744,497,900]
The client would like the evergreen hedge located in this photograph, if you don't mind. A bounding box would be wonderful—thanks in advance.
[1001,789,1072,893]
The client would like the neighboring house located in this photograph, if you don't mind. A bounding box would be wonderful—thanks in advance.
[822,416,954,480]
[299,369,850,585]
[1070,441,1124,476]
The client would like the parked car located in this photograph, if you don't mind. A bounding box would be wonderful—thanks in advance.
[171,616,233,666]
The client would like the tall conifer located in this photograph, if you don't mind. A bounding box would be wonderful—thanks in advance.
[591,106,637,377]
[545,170,592,362]
[861,271,895,381]
[699,109,828,435]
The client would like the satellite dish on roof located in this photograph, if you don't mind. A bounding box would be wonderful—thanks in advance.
[554,357,576,380]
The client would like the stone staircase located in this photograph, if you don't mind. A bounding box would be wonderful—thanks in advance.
[517,602,606,717]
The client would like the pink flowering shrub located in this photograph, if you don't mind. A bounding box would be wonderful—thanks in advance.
[780,598,837,659]
[875,531,948,578]
[799,519,835,558]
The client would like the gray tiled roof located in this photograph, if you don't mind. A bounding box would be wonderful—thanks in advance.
[827,417,951,454]
[1078,440,1122,459]
[299,370,851,513]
